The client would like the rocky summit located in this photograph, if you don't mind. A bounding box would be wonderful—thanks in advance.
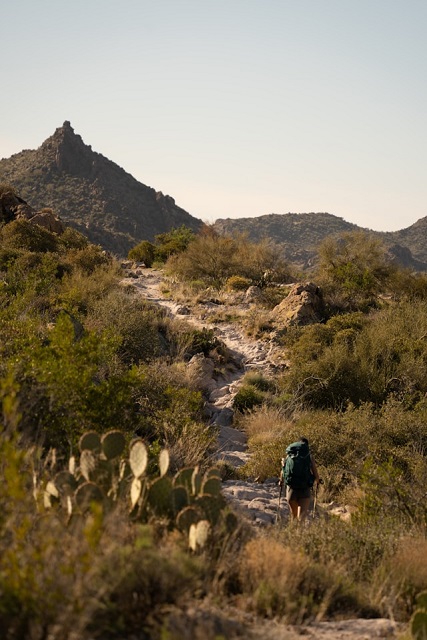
[0,122,203,256]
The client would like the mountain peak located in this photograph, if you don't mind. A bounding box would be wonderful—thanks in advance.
[40,121,94,176]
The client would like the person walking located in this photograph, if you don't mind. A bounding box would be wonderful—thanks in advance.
[279,437,320,521]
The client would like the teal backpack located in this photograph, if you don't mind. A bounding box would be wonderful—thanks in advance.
[283,441,314,490]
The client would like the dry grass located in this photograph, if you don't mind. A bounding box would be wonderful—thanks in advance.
[240,406,290,448]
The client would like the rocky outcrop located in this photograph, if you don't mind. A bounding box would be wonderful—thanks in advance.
[0,188,64,234]
[270,282,325,327]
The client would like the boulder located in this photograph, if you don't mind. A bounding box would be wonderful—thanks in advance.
[186,353,216,392]
[28,211,65,234]
[270,281,325,327]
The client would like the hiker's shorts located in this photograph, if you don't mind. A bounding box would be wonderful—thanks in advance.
[286,486,311,502]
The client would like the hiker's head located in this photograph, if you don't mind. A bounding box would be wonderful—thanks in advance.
[299,436,309,445]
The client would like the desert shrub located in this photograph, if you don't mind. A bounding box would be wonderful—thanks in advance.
[233,385,265,413]
[167,325,220,359]
[66,244,112,274]
[153,225,196,262]
[316,230,395,307]
[226,275,251,291]
[86,288,165,364]
[59,262,121,314]
[58,226,89,250]
[280,300,427,409]
[167,231,239,288]
[128,239,156,266]
[243,371,276,393]
[1,314,143,450]
[381,536,427,618]
[167,228,291,290]
[0,218,59,253]
[275,516,404,619]
[238,536,363,622]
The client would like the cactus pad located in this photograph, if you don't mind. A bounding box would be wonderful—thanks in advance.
[416,591,427,611]
[202,477,222,496]
[196,493,225,525]
[172,486,189,514]
[411,610,427,639]
[159,449,170,477]
[79,450,97,482]
[189,520,210,551]
[130,477,142,509]
[176,506,202,532]
[191,467,202,496]
[101,430,126,460]
[129,439,148,478]
[205,467,222,480]
[147,476,173,516]
[54,471,77,496]
[79,431,101,453]
[173,467,194,492]
[75,482,104,510]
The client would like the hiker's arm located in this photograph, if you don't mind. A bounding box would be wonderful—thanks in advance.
[310,455,320,484]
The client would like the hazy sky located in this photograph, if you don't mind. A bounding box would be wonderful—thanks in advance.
[2,1,427,231]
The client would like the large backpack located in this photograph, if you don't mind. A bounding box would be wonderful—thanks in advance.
[283,441,314,490]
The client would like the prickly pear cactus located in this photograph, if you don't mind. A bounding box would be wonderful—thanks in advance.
[79,431,101,453]
[191,467,202,496]
[202,477,221,496]
[147,476,173,517]
[79,449,97,482]
[195,494,225,525]
[54,471,77,496]
[159,449,170,477]
[173,467,194,493]
[75,482,104,511]
[411,591,427,639]
[189,520,210,551]
[172,486,189,514]
[101,430,126,460]
[176,506,202,533]
[411,610,427,639]
[129,439,148,478]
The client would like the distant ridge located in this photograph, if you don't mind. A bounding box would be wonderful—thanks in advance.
[0,122,203,256]
[2,123,427,269]
[213,212,427,271]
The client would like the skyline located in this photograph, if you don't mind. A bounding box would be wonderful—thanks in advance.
[2,1,427,232]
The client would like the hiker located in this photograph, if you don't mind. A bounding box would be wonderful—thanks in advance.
[279,437,320,521]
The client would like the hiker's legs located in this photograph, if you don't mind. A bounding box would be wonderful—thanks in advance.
[297,497,311,521]
[288,498,299,519]
[286,487,311,521]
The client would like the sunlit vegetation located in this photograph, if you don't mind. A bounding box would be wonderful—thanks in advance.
[1,216,427,638]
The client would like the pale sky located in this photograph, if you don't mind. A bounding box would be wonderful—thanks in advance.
[2,0,427,231]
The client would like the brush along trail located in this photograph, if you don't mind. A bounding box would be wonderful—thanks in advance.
[123,265,404,640]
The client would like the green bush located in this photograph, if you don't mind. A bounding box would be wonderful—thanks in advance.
[0,219,59,253]
[128,239,156,266]
[226,275,251,291]
[233,385,265,412]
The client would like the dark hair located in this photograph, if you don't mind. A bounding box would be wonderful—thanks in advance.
[299,437,309,445]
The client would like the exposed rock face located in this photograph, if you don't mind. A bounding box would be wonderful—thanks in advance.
[0,122,203,256]
[271,282,325,327]
[0,188,64,234]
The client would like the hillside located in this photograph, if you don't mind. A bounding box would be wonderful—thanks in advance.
[0,122,203,256]
[214,212,427,271]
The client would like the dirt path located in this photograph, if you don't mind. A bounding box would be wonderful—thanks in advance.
[123,266,404,640]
